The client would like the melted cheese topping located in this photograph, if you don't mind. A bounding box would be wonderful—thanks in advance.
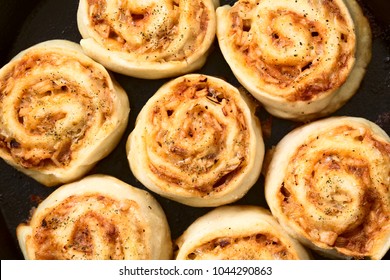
[217,0,371,120]
[17,175,172,260]
[265,117,390,259]
[0,40,130,186]
[77,0,219,78]
[186,234,296,260]
[31,195,146,260]
[127,74,264,207]
[175,206,310,259]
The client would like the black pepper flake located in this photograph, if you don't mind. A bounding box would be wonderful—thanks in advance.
[10,139,20,149]
[219,239,230,248]
[301,62,312,71]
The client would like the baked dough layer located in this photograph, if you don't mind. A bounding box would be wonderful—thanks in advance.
[265,117,390,259]
[216,0,371,120]
[17,174,172,260]
[175,205,310,259]
[78,0,219,79]
[127,74,264,207]
[0,40,130,186]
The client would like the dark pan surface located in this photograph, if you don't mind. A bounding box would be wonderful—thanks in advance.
[0,0,389,260]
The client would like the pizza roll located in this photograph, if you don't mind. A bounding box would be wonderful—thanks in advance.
[265,117,390,259]
[0,40,130,186]
[216,0,371,120]
[17,174,172,260]
[127,74,264,207]
[175,205,310,259]
[77,0,219,79]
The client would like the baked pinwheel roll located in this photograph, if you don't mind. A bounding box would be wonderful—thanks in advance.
[265,117,390,259]
[17,174,172,260]
[127,74,264,207]
[175,205,310,259]
[216,0,371,120]
[77,0,219,79]
[0,40,130,186]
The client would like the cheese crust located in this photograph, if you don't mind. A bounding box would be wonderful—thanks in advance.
[265,117,390,259]
[17,174,172,260]
[216,0,371,120]
[175,205,310,259]
[127,74,264,207]
[0,40,130,186]
[77,0,219,79]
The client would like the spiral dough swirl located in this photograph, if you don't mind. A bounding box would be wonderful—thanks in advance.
[77,0,219,79]
[17,175,172,260]
[127,74,264,207]
[265,117,390,259]
[175,206,310,260]
[216,0,371,120]
[0,40,130,186]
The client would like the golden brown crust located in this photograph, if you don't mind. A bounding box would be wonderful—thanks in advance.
[30,195,146,260]
[127,74,264,207]
[265,117,390,259]
[77,0,219,79]
[0,40,130,186]
[216,0,372,120]
[17,175,172,260]
[175,205,310,259]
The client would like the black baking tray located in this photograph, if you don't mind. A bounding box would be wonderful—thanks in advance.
[0,0,389,260]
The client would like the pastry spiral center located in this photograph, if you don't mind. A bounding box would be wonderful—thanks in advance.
[228,0,355,100]
[32,195,147,260]
[146,78,250,194]
[0,51,113,168]
[87,0,210,61]
[281,126,389,250]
